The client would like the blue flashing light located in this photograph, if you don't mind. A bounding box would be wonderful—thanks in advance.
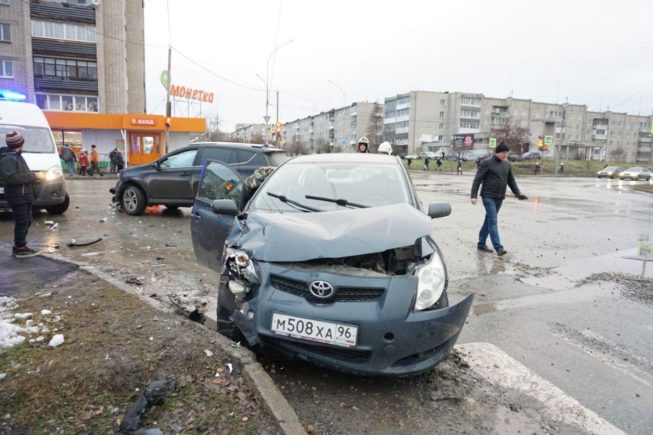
[0,89,27,102]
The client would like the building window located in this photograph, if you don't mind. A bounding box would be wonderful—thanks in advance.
[34,57,97,80]
[36,93,98,112]
[439,111,445,118]
[440,99,445,106]
[0,59,13,78]
[459,121,480,129]
[438,123,444,130]
[31,20,96,43]
[0,0,9,5]
[0,23,10,42]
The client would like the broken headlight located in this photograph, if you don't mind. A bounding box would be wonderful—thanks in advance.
[225,248,259,295]
[413,251,446,311]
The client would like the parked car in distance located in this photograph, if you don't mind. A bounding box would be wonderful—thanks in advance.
[419,151,437,160]
[110,142,288,216]
[619,167,651,181]
[191,153,473,376]
[596,166,625,179]
[404,154,419,160]
[519,151,542,161]
[461,149,491,162]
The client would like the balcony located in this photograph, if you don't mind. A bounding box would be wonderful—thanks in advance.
[34,76,98,93]
[32,38,96,59]
[31,2,96,24]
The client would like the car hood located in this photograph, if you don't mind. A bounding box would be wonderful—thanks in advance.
[235,203,433,262]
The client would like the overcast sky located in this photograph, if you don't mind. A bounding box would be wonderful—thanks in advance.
[143,0,653,131]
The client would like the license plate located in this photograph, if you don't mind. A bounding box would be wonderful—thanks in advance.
[271,313,358,348]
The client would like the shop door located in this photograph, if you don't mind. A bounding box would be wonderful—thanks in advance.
[128,133,162,165]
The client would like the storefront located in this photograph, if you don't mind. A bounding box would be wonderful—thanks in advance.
[43,112,205,166]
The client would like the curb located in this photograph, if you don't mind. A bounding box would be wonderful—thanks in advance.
[41,252,307,435]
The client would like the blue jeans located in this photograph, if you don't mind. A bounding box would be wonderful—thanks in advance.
[11,202,33,248]
[479,196,503,251]
[66,160,75,176]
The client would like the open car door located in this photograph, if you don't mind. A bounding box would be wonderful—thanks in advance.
[191,160,244,271]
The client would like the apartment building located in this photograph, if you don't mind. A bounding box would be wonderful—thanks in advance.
[232,123,266,143]
[0,0,206,166]
[382,91,652,162]
[282,102,382,153]
[0,0,145,113]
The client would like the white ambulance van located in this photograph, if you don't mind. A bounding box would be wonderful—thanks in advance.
[0,91,69,214]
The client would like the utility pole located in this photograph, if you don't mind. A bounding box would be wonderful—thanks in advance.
[555,105,566,174]
[275,90,279,146]
[164,46,172,154]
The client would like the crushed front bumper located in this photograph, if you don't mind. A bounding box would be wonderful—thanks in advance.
[231,262,474,376]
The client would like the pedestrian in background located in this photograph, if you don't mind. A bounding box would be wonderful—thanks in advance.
[356,136,369,153]
[115,149,125,172]
[470,142,528,256]
[59,143,76,177]
[109,148,118,174]
[89,144,104,177]
[435,156,443,171]
[534,161,541,175]
[78,149,89,176]
[423,157,430,170]
[407,157,412,168]
[457,157,464,175]
[0,131,40,258]
[559,162,564,174]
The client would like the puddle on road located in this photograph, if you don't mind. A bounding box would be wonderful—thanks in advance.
[522,248,653,291]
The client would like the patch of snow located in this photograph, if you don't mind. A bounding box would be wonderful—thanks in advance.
[13,313,32,320]
[41,309,52,316]
[203,349,213,357]
[48,334,64,348]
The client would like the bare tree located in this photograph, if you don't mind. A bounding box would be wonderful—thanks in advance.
[204,113,229,142]
[490,116,531,154]
[286,141,309,156]
[250,133,264,144]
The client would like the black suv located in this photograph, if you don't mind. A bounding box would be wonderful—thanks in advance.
[110,142,288,216]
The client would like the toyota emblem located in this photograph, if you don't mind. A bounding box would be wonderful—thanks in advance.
[309,281,335,299]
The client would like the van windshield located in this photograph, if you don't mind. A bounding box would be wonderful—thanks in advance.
[0,126,55,153]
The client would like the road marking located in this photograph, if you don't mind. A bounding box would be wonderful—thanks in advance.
[553,329,653,389]
[458,342,625,435]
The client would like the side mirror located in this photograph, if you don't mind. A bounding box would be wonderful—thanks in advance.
[211,199,239,216]
[427,203,451,219]
[154,161,161,170]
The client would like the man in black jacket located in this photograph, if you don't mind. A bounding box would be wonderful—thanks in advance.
[470,142,527,256]
[0,131,40,258]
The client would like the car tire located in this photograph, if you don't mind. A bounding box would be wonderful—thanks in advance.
[121,185,147,216]
[46,193,70,215]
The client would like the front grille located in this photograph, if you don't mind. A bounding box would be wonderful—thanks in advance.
[270,275,384,303]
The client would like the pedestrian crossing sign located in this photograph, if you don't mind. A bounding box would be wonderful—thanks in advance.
[489,137,497,148]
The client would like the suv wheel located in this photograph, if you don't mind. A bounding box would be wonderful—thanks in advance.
[46,193,70,215]
[121,185,147,216]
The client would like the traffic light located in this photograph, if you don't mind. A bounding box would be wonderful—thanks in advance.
[165,117,171,128]
[275,122,282,134]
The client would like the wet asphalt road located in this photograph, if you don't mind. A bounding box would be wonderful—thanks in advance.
[1,173,652,433]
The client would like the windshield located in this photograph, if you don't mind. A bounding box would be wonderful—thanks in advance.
[250,161,411,213]
[0,125,55,153]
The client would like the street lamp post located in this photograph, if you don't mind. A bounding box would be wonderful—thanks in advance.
[258,39,293,145]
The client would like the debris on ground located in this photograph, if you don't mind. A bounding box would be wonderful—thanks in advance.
[125,276,145,286]
[100,218,108,223]
[118,379,176,433]
[67,237,103,247]
[48,334,64,348]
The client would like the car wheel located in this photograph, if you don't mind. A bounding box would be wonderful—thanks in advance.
[46,193,70,215]
[121,185,147,216]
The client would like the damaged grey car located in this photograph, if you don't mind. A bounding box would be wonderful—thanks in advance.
[190,153,473,376]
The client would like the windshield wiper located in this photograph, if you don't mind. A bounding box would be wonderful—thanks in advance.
[305,195,369,208]
[267,192,323,212]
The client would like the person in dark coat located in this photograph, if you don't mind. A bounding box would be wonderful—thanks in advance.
[470,142,528,256]
[0,132,40,258]
[457,157,463,175]
[109,148,118,174]
[115,149,125,172]
[59,143,76,177]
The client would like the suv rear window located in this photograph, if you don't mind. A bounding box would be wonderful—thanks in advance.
[266,151,289,166]
[201,147,236,164]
